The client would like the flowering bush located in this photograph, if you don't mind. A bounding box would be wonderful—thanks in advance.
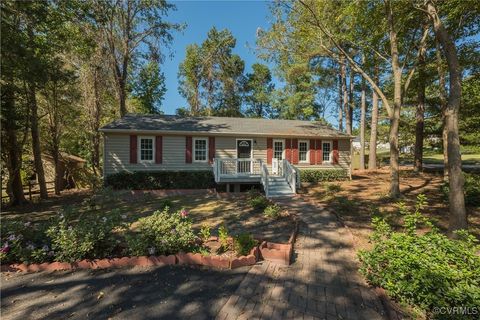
[125,208,196,256]
[0,220,52,264]
[47,208,126,263]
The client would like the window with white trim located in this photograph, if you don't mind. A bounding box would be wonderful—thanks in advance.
[139,137,154,162]
[299,140,309,163]
[322,141,332,163]
[193,138,208,162]
[273,140,284,160]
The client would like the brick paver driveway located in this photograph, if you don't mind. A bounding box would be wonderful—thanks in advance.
[217,196,393,320]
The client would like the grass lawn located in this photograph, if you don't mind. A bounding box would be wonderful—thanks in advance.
[304,168,480,251]
[372,151,480,166]
[1,190,293,243]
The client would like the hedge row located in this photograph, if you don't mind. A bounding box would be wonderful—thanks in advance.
[105,171,216,190]
[299,169,348,183]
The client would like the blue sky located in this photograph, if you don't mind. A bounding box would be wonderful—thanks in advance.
[160,0,275,114]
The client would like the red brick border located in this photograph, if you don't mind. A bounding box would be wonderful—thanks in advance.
[1,245,259,273]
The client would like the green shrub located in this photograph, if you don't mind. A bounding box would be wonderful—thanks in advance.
[104,171,216,190]
[0,220,52,264]
[199,223,211,242]
[233,233,257,256]
[299,169,348,183]
[248,195,271,210]
[263,204,281,219]
[358,194,480,317]
[158,199,173,210]
[47,208,125,263]
[325,183,342,194]
[218,225,230,252]
[441,173,480,207]
[125,208,196,256]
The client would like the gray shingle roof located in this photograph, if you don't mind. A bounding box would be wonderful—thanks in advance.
[100,114,352,138]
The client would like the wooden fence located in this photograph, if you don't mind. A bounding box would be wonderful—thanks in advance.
[1,180,55,202]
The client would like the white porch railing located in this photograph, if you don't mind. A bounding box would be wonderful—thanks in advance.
[213,158,263,182]
[261,162,269,197]
[282,159,297,194]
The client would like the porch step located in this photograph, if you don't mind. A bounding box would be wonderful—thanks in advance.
[267,177,294,197]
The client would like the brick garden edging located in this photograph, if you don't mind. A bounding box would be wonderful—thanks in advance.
[258,217,299,266]
[1,238,261,273]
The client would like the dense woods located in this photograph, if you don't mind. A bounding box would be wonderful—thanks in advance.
[1,0,478,234]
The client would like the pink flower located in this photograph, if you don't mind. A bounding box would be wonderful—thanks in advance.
[1,243,10,253]
[180,209,188,219]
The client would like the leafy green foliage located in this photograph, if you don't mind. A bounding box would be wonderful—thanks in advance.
[244,63,274,118]
[130,61,166,114]
[299,169,348,183]
[47,208,126,263]
[0,220,52,264]
[126,208,196,256]
[199,223,211,242]
[105,171,216,190]
[233,233,257,256]
[218,225,230,252]
[248,195,271,211]
[358,194,480,315]
[263,204,282,219]
[441,173,480,207]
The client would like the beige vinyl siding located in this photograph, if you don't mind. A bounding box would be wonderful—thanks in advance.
[104,133,351,177]
[294,138,351,176]
[104,134,211,176]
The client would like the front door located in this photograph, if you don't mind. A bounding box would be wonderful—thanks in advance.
[237,139,252,174]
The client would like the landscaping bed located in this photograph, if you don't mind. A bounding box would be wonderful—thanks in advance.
[1,189,297,271]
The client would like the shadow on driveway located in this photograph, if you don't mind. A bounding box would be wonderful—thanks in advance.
[1,264,249,320]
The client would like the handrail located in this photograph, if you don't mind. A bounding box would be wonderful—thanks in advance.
[283,159,297,194]
[261,162,269,197]
[214,158,262,177]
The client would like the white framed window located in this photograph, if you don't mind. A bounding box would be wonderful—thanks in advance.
[299,140,309,163]
[193,137,208,162]
[273,139,285,160]
[138,136,155,163]
[322,140,332,163]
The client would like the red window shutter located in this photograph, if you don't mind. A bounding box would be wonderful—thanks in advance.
[267,138,273,164]
[130,135,137,164]
[292,139,298,164]
[285,139,292,162]
[155,136,163,164]
[185,136,192,163]
[333,140,339,164]
[309,139,316,165]
[316,139,322,165]
[208,136,215,164]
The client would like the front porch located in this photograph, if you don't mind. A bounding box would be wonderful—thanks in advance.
[212,158,298,197]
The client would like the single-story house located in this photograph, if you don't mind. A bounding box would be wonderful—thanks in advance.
[100,114,353,197]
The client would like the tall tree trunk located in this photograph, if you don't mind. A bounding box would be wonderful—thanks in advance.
[337,73,343,131]
[338,58,345,132]
[386,0,401,198]
[436,41,449,181]
[359,55,366,170]
[427,1,467,234]
[346,65,354,135]
[414,47,426,172]
[342,60,348,134]
[91,67,101,176]
[118,78,127,117]
[368,65,379,170]
[28,82,48,199]
[3,83,27,205]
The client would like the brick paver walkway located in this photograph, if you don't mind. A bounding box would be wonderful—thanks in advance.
[217,196,391,320]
